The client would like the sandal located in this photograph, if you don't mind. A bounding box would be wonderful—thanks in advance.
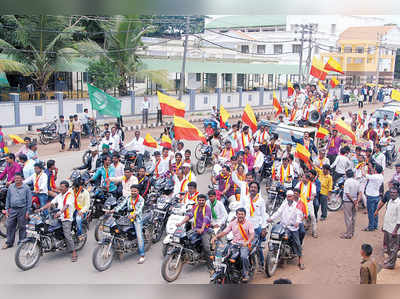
[2,243,12,250]
[298,263,305,270]
[339,234,351,239]
[72,254,78,262]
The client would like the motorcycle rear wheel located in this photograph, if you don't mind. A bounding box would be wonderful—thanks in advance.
[15,240,41,271]
[92,244,114,272]
[265,251,278,278]
[39,134,51,145]
[0,213,7,238]
[327,192,343,211]
[82,150,91,165]
[161,253,183,282]
[196,159,206,175]
[194,143,203,160]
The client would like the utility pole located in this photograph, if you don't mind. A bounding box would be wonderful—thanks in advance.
[179,16,190,100]
[296,24,306,84]
[305,24,315,83]
[375,32,382,90]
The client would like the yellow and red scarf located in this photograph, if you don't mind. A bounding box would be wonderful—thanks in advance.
[241,133,250,148]
[300,182,313,202]
[258,131,266,144]
[63,191,72,219]
[49,171,56,190]
[34,172,42,192]
[249,194,259,216]
[183,191,199,204]
[193,205,208,228]
[221,148,234,159]
[238,221,251,248]
[155,159,161,177]
[279,165,291,183]
[73,186,83,211]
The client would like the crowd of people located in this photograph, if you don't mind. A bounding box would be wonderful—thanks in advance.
[0,81,399,283]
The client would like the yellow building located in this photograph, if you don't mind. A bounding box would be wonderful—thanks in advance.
[321,26,400,86]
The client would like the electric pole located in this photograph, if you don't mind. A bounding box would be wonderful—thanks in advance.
[305,24,316,83]
[375,32,382,90]
[296,24,306,84]
[179,16,190,100]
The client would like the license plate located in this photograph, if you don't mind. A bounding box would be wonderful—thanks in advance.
[173,236,180,243]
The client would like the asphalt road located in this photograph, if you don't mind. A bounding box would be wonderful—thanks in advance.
[0,102,396,284]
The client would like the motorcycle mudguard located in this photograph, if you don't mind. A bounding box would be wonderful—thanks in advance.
[97,238,112,245]
[167,246,181,256]
[20,237,39,244]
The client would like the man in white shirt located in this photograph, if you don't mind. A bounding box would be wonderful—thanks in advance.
[81,108,91,136]
[380,130,394,167]
[111,153,125,178]
[242,182,267,270]
[296,174,318,238]
[252,143,265,182]
[253,125,269,146]
[38,180,77,262]
[110,126,121,152]
[109,168,138,198]
[173,169,188,197]
[239,126,252,152]
[363,164,384,231]
[142,97,150,125]
[331,148,352,184]
[268,190,305,270]
[275,156,294,187]
[381,188,400,269]
[182,162,196,183]
[125,131,145,168]
[372,145,386,171]
[342,170,360,239]
[207,189,227,229]
[24,162,48,208]
[100,131,115,152]
[157,147,171,177]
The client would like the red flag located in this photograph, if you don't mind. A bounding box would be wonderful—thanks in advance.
[273,92,282,117]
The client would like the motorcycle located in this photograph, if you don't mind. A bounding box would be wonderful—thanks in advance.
[264,223,298,278]
[0,182,8,237]
[327,176,344,211]
[266,182,287,214]
[15,209,88,271]
[121,149,139,170]
[92,210,153,272]
[82,138,99,165]
[37,121,58,145]
[93,195,124,242]
[196,145,213,175]
[82,119,101,137]
[161,226,213,283]
[382,141,398,166]
[210,240,259,284]
[260,156,274,185]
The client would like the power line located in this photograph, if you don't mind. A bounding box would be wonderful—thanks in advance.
[206,29,296,44]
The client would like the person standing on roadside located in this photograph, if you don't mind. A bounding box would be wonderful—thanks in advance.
[2,173,32,249]
[70,114,82,150]
[341,170,359,239]
[142,97,150,125]
[56,115,68,151]
[363,164,384,232]
[360,244,377,284]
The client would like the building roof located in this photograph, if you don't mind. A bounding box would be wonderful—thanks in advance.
[339,26,397,41]
[141,58,297,74]
[205,15,286,29]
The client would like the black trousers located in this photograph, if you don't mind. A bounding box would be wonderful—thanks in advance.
[6,207,27,246]
[142,109,149,124]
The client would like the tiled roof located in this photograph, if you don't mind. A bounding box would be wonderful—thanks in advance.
[339,26,397,41]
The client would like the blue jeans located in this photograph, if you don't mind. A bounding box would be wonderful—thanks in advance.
[254,226,264,266]
[34,193,48,215]
[240,246,250,277]
[367,196,380,230]
[74,211,87,236]
[133,219,145,256]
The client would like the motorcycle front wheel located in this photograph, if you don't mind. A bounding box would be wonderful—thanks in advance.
[39,134,51,145]
[161,252,183,282]
[196,159,206,175]
[0,213,7,238]
[327,192,343,211]
[194,143,203,160]
[82,150,92,165]
[265,250,278,278]
[94,219,105,242]
[92,244,114,272]
[15,240,41,271]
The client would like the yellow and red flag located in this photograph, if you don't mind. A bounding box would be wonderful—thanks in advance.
[357,112,362,124]
[219,105,230,129]
[287,79,294,97]
[143,133,158,148]
[391,89,400,102]
[316,126,329,139]
[318,81,326,92]
[395,111,400,118]
[310,57,327,81]
[324,57,344,74]
[272,92,282,117]
[295,143,311,169]
[335,119,356,145]
[8,134,25,144]
[242,104,257,133]
[174,116,207,144]
[289,108,297,122]
[157,91,186,117]
[329,77,339,88]
[160,134,172,149]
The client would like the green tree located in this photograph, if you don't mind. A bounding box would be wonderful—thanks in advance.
[76,15,172,96]
[88,57,121,91]
[0,15,85,98]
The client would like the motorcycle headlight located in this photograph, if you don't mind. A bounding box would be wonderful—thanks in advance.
[271,232,280,239]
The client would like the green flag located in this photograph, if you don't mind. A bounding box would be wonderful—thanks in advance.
[88,83,121,117]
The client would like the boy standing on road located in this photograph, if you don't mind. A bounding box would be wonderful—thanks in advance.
[360,244,377,284]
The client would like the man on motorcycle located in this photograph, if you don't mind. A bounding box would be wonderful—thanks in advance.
[243,146,255,172]
[108,184,146,264]
[177,193,213,271]
[207,189,227,229]
[252,143,265,181]
[170,152,183,175]
[27,142,39,162]
[183,163,196,183]
[253,125,269,146]
[295,174,318,238]
[219,140,235,162]
[268,190,305,270]
[243,181,267,271]
[77,146,101,172]
[136,167,151,198]
[173,168,188,197]
[211,165,235,204]
[111,153,125,177]
[212,207,255,282]
[181,182,199,204]
[38,180,77,262]
[71,176,90,238]
[125,131,145,168]
[372,144,386,171]
[24,162,48,208]
[239,126,252,152]
[45,159,58,199]
[109,167,138,198]
[275,156,294,186]
[90,156,117,195]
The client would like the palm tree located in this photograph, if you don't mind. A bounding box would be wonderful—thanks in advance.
[75,15,172,95]
[0,15,85,98]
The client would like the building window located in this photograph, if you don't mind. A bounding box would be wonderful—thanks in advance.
[257,45,265,54]
[331,24,336,34]
[196,73,201,82]
[204,96,208,104]
[76,103,83,113]
[35,106,43,117]
[254,74,260,82]
[347,58,352,64]
[354,58,364,64]
[83,72,88,83]
[344,46,352,53]
[241,45,249,54]
[367,58,373,64]
[227,96,231,103]
[356,47,364,54]
[292,44,301,54]
[368,47,375,54]
[248,94,252,101]
[274,44,283,54]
